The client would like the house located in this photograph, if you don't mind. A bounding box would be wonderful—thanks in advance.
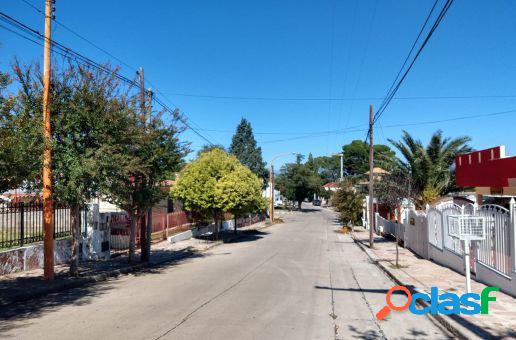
[323,182,339,192]
[455,145,516,202]
[263,184,284,207]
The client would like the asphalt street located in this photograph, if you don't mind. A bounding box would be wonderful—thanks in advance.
[0,205,452,339]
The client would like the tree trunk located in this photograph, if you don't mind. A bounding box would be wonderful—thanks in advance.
[234,216,237,235]
[140,213,147,262]
[297,201,302,210]
[141,208,152,262]
[395,224,399,268]
[128,212,137,263]
[69,204,81,276]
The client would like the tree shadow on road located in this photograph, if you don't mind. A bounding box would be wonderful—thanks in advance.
[314,285,414,295]
[0,247,208,335]
[346,325,434,340]
[223,230,269,244]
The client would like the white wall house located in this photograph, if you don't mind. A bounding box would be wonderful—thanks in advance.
[263,184,284,207]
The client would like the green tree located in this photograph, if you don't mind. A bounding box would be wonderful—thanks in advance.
[216,164,266,234]
[276,154,321,209]
[312,155,340,183]
[229,118,267,181]
[102,106,185,263]
[197,144,225,157]
[12,62,156,271]
[172,149,265,234]
[389,130,471,206]
[332,181,364,227]
[342,140,395,177]
[0,70,40,193]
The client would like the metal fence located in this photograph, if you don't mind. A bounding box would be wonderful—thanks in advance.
[476,204,512,276]
[0,202,86,249]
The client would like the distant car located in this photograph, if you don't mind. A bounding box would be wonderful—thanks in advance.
[312,199,321,206]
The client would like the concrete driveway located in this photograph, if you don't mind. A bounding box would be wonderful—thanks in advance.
[0,205,451,339]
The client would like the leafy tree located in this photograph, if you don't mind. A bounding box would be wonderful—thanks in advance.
[342,140,395,177]
[102,106,185,263]
[389,130,471,206]
[216,163,266,234]
[229,118,267,181]
[275,154,321,209]
[0,70,40,193]
[332,181,364,227]
[312,155,340,183]
[172,149,265,234]
[375,163,411,267]
[12,61,156,270]
[196,144,225,157]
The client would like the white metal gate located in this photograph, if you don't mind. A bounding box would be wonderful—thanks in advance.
[476,204,512,276]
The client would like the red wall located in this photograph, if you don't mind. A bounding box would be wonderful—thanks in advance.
[455,146,516,188]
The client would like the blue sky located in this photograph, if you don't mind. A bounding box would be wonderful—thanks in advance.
[2,0,516,167]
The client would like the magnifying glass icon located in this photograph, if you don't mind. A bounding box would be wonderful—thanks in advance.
[376,285,412,320]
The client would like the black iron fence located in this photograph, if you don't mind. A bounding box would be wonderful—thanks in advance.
[0,202,87,249]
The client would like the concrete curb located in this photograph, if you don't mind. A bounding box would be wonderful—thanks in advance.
[2,225,267,308]
[351,235,487,340]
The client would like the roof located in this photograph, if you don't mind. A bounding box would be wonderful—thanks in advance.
[364,167,389,175]
[323,182,339,188]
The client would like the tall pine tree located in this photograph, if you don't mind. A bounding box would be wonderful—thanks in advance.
[229,118,267,182]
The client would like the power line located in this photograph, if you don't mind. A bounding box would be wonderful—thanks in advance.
[152,96,216,146]
[20,0,139,73]
[259,107,516,144]
[1,9,217,147]
[0,11,139,87]
[156,92,516,102]
[376,0,440,117]
[371,0,455,127]
[197,123,367,136]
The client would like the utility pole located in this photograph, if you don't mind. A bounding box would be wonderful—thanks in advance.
[144,89,153,262]
[269,165,274,223]
[368,104,374,249]
[42,0,54,281]
[138,67,148,261]
[339,153,343,181]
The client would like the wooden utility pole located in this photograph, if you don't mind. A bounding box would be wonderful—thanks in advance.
[368,105,374,249]
[269,165,274,223]
[138,67,148,261]
[144,89,153,262]
[42,0,54,281]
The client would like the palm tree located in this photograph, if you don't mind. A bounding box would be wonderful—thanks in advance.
[389,130,471,206]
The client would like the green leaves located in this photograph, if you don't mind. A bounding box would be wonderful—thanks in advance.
[275,159,323,207]
[333,182,364,226]
[342,140,395,177]
[389,129,471,206]
[172,149,265,220]
[229,118,267,182]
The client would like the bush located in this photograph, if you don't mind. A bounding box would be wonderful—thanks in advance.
[332,183,364,227]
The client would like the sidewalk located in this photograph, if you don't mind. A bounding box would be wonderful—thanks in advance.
[352,228,516,339]
[0,221,268,308]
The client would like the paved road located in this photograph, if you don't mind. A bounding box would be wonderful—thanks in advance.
[1,206,451,339]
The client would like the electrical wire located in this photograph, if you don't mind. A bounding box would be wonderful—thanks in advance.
[259,108,516,144]
[2,8,217,146]
[371,0,455,127]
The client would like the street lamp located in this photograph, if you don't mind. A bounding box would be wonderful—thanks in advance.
[332,153,344,182]
[269,152,296,223]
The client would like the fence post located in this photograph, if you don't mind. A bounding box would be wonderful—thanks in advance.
[19,202,25,246]
[510,198,515,272]
[162,215,166,241]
